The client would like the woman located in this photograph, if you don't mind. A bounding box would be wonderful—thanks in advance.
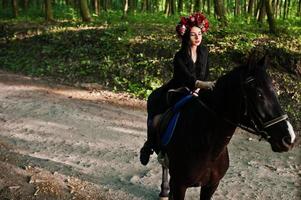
[140,12,215,166]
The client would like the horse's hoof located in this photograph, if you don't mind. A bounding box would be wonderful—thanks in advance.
[159,197,168,200]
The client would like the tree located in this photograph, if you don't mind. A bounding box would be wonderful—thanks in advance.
[207,0,211,15]
[45,0,54,21]
[12,0,18,18]
[195,0,201,11]
[92,0,100,15]
[283,0,288,19]
[248,0,255,15]
[123,0,129,18]
[22,0,30,12]
[178,0,183,13]
[265,0,276,33]
[214,0,227,25]
[141,0,150,11]
[165,0,175,16]
[257,0,266,23]
[235,0,241,15]
[80,0,92,22]
[297,0,301,17]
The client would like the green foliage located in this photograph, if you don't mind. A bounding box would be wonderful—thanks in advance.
[0,12,300,129]
[53,4,79,20]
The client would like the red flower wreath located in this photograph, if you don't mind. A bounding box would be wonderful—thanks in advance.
[176,12,209,38]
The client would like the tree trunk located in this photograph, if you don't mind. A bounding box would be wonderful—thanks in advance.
[248,0,254,14]
[12,0,18,18]
[258,0,266,23]
[188,0,193,13]
[241,0,245,14]
[214,0,227,25]
[195,0,201,11]
[286,0,290,18]
[128,0,134,12]
[235,0,240,15]
[253,0,258,17]
[227,0,231,14]
[103,0,107,11]
[80,0,92,22]
[122,0,128,18]
[271,0,276,17]
[95,0,100,15]
[207,0,211,15]
[165,0,174,15]
[178,0,183,13]
[141,0,147,11]
[2,0,8,9]
[170,0,175,14]
[164,0,169,14]
[45,0,54,21]
[275,0,280,18]
[297,0,301,17]
[283,0,287,19]
[22,0,29,11]
[265,0,276,33]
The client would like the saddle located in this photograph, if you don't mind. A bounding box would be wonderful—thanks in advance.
[152,87,195,149]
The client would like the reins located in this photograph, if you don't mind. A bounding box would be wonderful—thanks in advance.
[195,97,260,135]
[195,75,288,141]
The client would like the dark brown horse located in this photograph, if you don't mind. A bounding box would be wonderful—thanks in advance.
[156,56,296,200]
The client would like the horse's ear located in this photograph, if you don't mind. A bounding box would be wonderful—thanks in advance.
[257,55,269,71]
[247,52,258,72]
[247,52,269,73]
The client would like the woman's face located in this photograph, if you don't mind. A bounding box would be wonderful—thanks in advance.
[190,26,202,47]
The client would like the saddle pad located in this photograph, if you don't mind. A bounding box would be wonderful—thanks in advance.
[161,94,194,146]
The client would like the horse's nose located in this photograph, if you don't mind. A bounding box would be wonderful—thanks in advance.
[282,136,293,149]
[283,136,292,144]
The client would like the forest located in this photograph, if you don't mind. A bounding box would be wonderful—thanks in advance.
[0,0,300,129]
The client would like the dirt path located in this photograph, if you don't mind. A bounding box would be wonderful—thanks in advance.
[0,70,300,200]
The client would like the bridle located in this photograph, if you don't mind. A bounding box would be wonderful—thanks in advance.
[241,76,288,140]
[196,76,288,141]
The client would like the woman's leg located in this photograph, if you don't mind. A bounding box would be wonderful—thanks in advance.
[140,87,168,165]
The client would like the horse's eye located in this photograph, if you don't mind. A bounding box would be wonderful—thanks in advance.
[257,91,264,99]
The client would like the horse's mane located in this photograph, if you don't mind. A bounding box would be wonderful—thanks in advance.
[198,65,246,108]
[181,66,246,149]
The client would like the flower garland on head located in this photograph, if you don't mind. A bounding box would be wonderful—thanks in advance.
[176,12,209,38]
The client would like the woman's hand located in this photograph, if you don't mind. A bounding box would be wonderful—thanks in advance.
[195,80,216,90]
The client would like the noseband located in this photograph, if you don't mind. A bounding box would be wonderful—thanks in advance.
[196,76,288,141]
[241,77,288,140]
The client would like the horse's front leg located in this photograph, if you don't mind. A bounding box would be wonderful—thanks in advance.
[169,177,187,200]
[200,182,219,200]
[159,165,169,200]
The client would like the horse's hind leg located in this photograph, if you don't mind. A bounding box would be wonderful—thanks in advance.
[159,166,169,200]
[200,182,219,200]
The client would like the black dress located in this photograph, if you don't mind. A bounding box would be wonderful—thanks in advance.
[147,45,209,119]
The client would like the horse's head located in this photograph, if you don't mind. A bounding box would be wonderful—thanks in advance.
[240,55,296,152]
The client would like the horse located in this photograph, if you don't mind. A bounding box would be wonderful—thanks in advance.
[154,55,296,200]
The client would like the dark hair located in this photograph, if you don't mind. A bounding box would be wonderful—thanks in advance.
[180,29,192,57]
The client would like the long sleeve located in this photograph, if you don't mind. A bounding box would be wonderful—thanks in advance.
[196,45,209,81]
[173,52,197,90]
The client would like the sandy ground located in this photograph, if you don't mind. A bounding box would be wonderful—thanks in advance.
[0,70,300,200]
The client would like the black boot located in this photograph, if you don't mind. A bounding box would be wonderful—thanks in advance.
[140,120,155,166]
[140,140,154,165]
